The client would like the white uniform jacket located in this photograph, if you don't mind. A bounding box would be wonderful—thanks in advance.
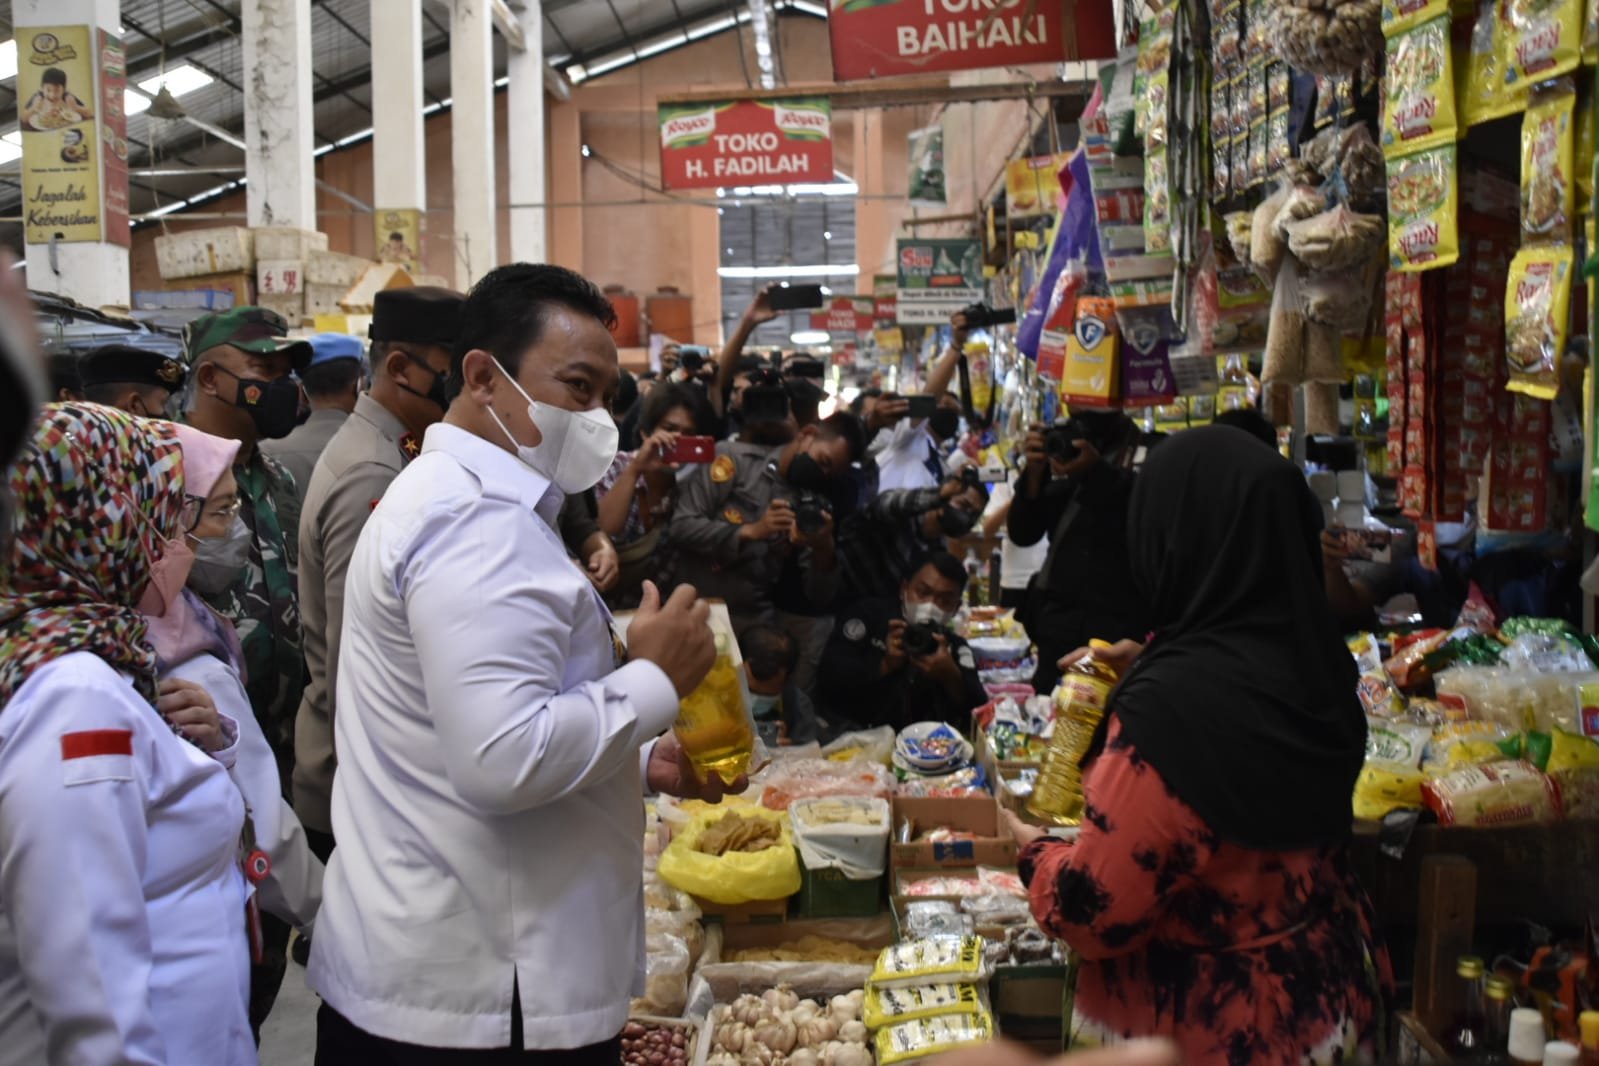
[309,423,680,1050]
[0,653,254,1065]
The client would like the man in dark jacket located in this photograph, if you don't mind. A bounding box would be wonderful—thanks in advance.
[1009,412,1148,691]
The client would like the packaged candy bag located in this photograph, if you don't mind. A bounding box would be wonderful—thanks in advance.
[1382,16,1458,154]
[1504,243,1576,399]
[1521,83,1577,245]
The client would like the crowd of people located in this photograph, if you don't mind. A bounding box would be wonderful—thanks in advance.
[0,254,1392,1066]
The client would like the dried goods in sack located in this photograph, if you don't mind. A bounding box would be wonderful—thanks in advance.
[1263,258,1308,384]
[1268,0,1383,76]
[1284,204,1388,271]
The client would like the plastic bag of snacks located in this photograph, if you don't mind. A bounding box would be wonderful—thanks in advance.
[863,984,989,1030]
[1460,0,1526,126]
[1521,83,1577,244]
[1553,767,1599,817]
[1504,243,1576,400]
[1367,717,1432,768]
[875,1013,995,1066]
[1502,0,1582,86]
[870,938,991,989]
[1353,762,1428,820]
[1382,0,1447,37]
[1424,720,1516,771]
[1421,760,1562,826]
[1546,729,1599,773]
[1351,634,1406,717]
[1284,205,1388,272]
[1387,144,1460,272]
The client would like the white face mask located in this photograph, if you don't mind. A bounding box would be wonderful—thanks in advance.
[902,597,951,628]
[487,357,619,493]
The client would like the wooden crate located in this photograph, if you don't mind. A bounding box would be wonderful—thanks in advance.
[155,227,254,280]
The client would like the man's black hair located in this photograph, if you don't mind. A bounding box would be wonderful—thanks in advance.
[48,352,81,399]
[1213,408,1280,450]
[813,410,867,463]
[82,381,169,408]
[740,623,798,683]
[450,263,618,391]
[945,471,990,505]
[786,378,823,428]
[640,381,710,436]
[300,357,364,400]
[637,370,659,382]
[612,368,639,418]
[911,549,968,589]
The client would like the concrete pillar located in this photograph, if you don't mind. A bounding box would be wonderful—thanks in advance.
[242,0,316,229]
[14,0,129,308]
[450,0,497,286]
[507,0,546,264]
[852,109,890,295]
[370,0,426,259]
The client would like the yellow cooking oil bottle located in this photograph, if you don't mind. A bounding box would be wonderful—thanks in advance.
[672,632,754,786]
[1027,639,1122,825]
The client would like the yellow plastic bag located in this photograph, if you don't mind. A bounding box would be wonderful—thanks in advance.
[1504,0,1582,85]
[1387,144,1460,272]
[1382,16,1457,156]
[863,984,988,1031]
[1521,83,1577,245]
[1353,762,1427,821]
[1546,728,1599,774]
[656,806,800,905]
[1505,243,1576,399]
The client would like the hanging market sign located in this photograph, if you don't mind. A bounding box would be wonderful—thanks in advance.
[811,296,875,334]
[19,25,106,244]
[895,238,984,325]
[827,0,1116,82]
[658,97,833,191]
[98,30,129,247]
[873,274,899,323]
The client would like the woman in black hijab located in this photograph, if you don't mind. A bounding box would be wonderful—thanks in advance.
[1006,425,1390,1065]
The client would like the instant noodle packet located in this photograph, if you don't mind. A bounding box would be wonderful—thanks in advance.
[875,1014,995,1066]
[1577,84,1595,211]
[1383,16,1458,155]
[870,938,991,989]
[1461,0,1531,125]
[1505,243,1576,399]
[1521,83,1577,243]
[1503,0,1582,85]
[1586,0,1598,62]
[1388,144,1461,271]
[1546,727,1599,772]
[863,984,988,1030]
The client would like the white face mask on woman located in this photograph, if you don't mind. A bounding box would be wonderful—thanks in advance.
[486,356,619,493]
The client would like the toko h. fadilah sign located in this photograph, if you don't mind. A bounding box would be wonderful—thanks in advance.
[658,98,833,191]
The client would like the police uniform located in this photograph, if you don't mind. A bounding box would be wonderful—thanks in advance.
[263,332,365,496]
[818,596,988,733]
[666,439,837,635]
[292,288,464,842]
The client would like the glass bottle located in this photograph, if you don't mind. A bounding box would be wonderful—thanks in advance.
[1446,956,1488,1057]
[1477,975,1516,1064]
[1027,640,1121,825]
[672,632,754,786]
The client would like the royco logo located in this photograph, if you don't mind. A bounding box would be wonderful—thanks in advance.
[661,108,718,149]
[772,102,830,141]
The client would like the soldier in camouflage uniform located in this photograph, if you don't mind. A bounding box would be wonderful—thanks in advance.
[180,307,313,1033]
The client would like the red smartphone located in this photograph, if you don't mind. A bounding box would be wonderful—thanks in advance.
[665,435,715,464]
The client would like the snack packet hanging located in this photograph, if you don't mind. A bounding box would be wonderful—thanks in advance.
[1062,296,1121,407]
[1586,0,1599,63]
[1387,144,1464,271]
[1383,0,1448,36]
[1504,243,1576,399]
[1461,0,1528,125]
[1577,83,1595,213]
[870,937,991,989]
[1144,147,1172,254]
[1503,0,1582,85]
[1382,16,1458,155]
[1521,83,1577,244]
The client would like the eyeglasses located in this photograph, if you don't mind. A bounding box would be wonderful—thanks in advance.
[180,493,242,532]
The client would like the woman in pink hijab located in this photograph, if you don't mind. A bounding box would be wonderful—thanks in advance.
[143,423,324,968]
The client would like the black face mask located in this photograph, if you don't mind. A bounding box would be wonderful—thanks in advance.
[398,352,450,411]
[928,408,961,441]
[212,365,300,440]
[938,502,978,538]
[786,451,829,492]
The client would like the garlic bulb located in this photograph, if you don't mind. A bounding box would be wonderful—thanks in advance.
[752,1019,798,1056]
[717,1022,750,1055]
[837,1020,867,1044]
[791,1001,821,1025]
[762,986,801,1013]
[788,1050,820,1066]
[827,995,854,1021]
[830,1044,872,1066]
[707,1053,740,1066]
[732,995,765,1026]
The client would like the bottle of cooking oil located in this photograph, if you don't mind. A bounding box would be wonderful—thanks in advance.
[672,632,755,786]
[1027,640,1121,825]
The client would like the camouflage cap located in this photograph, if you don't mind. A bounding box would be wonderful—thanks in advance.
[182,306,313,371]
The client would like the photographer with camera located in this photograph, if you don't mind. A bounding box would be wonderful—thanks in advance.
[663,398,866,637]
[1009,410,1149,691]
[835,468,989,608]
[819,552,988,732]
[872,309,977,492]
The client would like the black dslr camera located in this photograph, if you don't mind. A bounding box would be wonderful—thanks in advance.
[903,621,943,658]
[959,303,1018,329]
[1044,422,1082,464]
[793,490,833,535]
[678,345,708,372]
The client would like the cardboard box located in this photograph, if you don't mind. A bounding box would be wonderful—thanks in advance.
[252,226,327,262]
[795,857,882,919]
[154,227,254,280]
[257,292,305,324]
[256,260,304,297]
[890,794,1018,869]
[690,895,789,926]
[340,262,413,311]
[305,249,371,288]
[304,282,350,318]
[159,270,254,307]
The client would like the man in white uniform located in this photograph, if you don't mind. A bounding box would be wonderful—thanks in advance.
[309,264,730,1063]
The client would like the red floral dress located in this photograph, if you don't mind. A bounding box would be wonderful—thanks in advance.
[1020,719,1393,1066]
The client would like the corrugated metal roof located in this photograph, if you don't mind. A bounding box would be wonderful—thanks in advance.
[1,0,820,227]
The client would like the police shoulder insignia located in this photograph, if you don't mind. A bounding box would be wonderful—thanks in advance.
[957,646,976,671]
[399,433,421,461]
[843,618,867,642]
[711,454,735,483]
[723,506,744,525]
